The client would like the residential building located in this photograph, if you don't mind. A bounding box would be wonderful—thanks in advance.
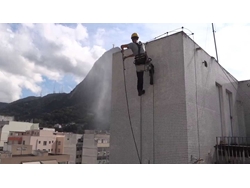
[110,31,248,164]
[0,121,39,150]
[76,136,83,164]
[55,132,83,164]
[82,130,110,164]
[7,128,64,154]
[7,128,84,164]
[0,145,69,164]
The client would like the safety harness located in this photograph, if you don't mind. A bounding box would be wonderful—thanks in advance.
[134,42,147,65]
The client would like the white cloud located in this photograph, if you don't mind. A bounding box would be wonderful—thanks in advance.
[1,23,250,103]
[0,23,106,103]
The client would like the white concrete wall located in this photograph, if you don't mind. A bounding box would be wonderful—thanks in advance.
[183,32,243,163]
[110,31,245,164]
[110,32,188,164]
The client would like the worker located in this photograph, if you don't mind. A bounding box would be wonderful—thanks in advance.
[121,33,148,96]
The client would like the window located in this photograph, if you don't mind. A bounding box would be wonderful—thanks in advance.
[38,141,41,144]
[22,141,25,145]
[80,155,82,158]
[49,141,51,144]
[52,141,54,143]
[51,149,53,152]
[48,149,50,152]
[58,141,61,145]
[43,141,47,146]
[67,138,69,140]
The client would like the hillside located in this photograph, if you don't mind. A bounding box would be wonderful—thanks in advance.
[0,102,8,109]
[0,47,121,131]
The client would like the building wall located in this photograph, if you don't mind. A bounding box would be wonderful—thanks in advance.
[182,32,244,163]
[110,32,188,164]
[0,121,39,147]
[0,154,70,164]
[110,31,245,164]
[238,80,250,137]
[8,136,23,144]
[82,133,97,164]
[22,136,57,153]
[55,136,64,154]
[4,144,32,155]
[62,133,82,164]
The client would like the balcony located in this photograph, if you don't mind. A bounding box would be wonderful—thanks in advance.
[215,137,250,164]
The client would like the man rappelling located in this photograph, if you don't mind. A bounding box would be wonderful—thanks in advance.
[121,33,150,96]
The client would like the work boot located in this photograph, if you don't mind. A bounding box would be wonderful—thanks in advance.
[138,90,145,96]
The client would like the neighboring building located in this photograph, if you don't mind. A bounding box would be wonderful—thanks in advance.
[55,132,83,164]
[0,115,14,121]
[7,128,64,155]
[82,130,110,164]
[110,31,248,164]
[0,121,39,150]
[7,128,84,164]
[0,145,70,164]
[76,136,83,164]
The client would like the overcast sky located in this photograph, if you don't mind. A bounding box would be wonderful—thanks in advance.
[0,23,249,103]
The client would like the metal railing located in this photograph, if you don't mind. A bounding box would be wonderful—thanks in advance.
[215,137,250,164]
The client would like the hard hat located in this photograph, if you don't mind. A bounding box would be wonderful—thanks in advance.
[131,33,139,39]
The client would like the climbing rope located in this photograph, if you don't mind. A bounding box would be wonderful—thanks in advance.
[193,33,201,161]
[140,95,142,163]
[152,77,155,164]
[121,52,141,164]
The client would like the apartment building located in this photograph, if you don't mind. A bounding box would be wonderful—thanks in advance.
[6,128,84,164]
[0,121,39,150]
[0,144,69,164]
[55,132,83,164]
[82,130,110,164]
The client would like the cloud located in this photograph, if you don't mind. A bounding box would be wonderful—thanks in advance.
[1,23,250,103]
[0,23,106,103]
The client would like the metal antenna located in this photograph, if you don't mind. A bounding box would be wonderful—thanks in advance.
[212,23,219,63]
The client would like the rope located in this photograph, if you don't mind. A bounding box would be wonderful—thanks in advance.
[144,42,155,164]
[121,52,141,164]
[140,95,142,163]
[152,80,155,164]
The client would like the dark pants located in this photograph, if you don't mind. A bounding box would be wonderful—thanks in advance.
[136,71,144,92]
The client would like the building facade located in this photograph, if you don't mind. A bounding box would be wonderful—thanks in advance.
[0,147,70,164]
[0,121,39,150]
[5,128,84,164]
[110,31,247,164]
[82,130,110,164]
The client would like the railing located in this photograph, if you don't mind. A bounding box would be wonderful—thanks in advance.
[215,137,250,164]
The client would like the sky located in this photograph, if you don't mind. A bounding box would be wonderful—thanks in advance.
[0,23,250,103]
